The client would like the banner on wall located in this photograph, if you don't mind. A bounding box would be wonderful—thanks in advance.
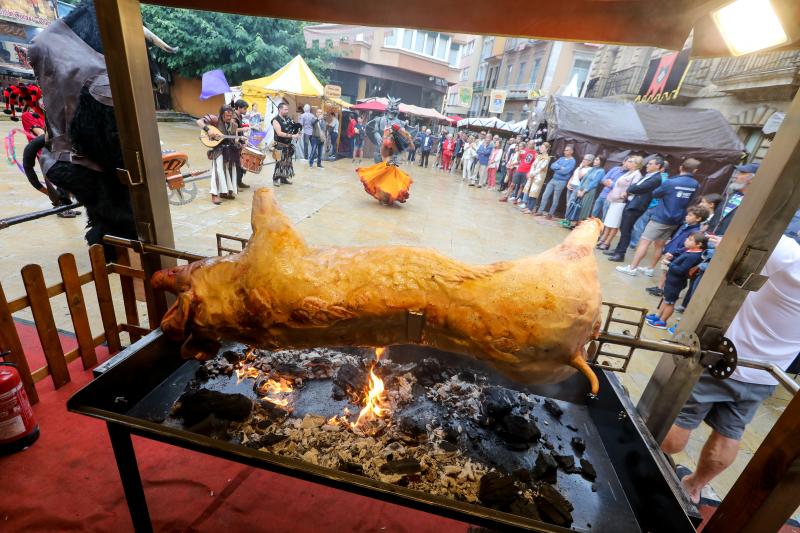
[0,0,57,28]
[458,86,472,107]
[635,48,691,104]
[488,89,506,114]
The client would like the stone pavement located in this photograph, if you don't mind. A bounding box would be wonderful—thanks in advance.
[0,121,795,513]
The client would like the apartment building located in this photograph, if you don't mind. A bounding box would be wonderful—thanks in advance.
[303,24,468,110]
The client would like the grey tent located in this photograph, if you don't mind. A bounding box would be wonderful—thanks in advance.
[540,96,745,202]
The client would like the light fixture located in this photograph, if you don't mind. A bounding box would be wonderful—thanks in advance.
[712,0,789,56]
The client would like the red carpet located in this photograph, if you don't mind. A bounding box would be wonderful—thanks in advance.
[1,322,469,532]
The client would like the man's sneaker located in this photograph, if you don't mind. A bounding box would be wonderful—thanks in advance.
[646,286,661,294]
[638,267,655,277]
[646,317,668,329]
[667,324,677,335]
[616,265,638,276]
[645,313,659,322]
[675,305,686,314]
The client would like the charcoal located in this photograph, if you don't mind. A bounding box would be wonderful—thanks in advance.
[174,389,252,426]
[222,350,242,364]
[532,451,558,484]
[380,457,422,475]
[274,362,305,376]
[566,424,579,432]
[580,458,597,481]
[443,423,460,443]
[338,461,365,476]
[458,370,476,383]
[398,415,427,439]
[535,483,574,527]
[497,414,540,449]
[245,433,287,449]
[513,468,532,484]
[481,386,516,418]
[256,419,272,430]
[571,437,586,454]
[412,358,445,386]
[509,498,541,520]
[554,454,581,474]
[258,400,289,420]
[332,362,367,401]
[440,441,458,452]
[543,399,563,419]
[478,472,518,507]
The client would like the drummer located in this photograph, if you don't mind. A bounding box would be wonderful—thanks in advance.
[271,102,300,187]
[233,99,251,189]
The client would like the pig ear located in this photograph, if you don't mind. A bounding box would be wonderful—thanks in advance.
[570,352,599,395]
[161,292,193,341]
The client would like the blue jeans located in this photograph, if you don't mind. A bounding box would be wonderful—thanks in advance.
[309,137,323,167]
[630,207,655,248]
[591,195,607,218]
[537,179,568,216]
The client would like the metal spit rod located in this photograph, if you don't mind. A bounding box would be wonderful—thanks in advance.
[737,357,800,394]
[0,202,84,230]
[103,235,206,262]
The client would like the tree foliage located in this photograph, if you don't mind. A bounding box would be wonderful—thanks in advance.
[140,6,332,85]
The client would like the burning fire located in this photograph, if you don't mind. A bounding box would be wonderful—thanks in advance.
[258,377,294,407]
[352,347,390,428]
[235,366,260,383]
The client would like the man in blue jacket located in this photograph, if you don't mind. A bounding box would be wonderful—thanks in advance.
[419,128,434,168]
[475,137,493,188]
[606,156,666,262]
[617,158,701,276]
[535,145,576,219]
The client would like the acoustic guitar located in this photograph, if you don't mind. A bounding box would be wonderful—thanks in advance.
[200,125,246,148]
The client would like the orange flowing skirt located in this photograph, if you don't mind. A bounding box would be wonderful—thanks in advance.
[356,161,413,205]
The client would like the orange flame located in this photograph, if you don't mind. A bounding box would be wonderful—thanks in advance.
[235,365,260,383]
[259,377,294,395]
[264,397,289,407]
[352,347,390,427]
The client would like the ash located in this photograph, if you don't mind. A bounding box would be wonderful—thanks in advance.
[175,346,599,529]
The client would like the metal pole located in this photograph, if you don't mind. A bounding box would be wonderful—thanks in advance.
[0,203,83,230]
[736,357,800,395]
[93,0,176,322]
[637,86,800,442]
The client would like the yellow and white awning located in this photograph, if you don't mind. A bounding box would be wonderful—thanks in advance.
[241,55,324,99]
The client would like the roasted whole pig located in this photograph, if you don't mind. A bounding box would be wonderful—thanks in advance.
[152,189,604,393]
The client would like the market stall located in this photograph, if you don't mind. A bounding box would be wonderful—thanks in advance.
[4,0,800,532]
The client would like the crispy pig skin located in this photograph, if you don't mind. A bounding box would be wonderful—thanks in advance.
[153,189,603,393]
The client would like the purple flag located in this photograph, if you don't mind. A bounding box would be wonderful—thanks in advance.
[200,69,230,100]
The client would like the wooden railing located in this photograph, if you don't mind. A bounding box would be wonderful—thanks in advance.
[0,244,150,405]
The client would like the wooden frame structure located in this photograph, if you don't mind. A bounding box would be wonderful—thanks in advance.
[4,0,792,530]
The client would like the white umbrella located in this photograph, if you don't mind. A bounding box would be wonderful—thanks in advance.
[456,116,514,131]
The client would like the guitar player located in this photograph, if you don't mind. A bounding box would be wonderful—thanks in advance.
[197,104,248,204]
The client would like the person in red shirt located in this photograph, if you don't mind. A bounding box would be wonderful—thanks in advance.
[440,133,455,172]
[508,140,537,203]
[346,113,357,158]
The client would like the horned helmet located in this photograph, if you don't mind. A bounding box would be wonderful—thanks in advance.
[386,96,401,116]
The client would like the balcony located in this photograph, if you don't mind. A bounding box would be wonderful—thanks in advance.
[595,65,646,99]
[473,80,485,92]
[711,51,800,99]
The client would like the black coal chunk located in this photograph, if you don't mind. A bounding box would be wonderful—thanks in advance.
[535,483,574,527]
[478,472,519,507]
[509,498,541,520]
[554,454,582,474]
[571,437,586,455]
[532,451,558,484]
[580,458,597,481]
[245,433,287,449]
[338,461,365,476]
[458,370,476,383]
[256,419,272,430]
[412,358,446,386]
[380,458,422,475]
[497,414,540,449]
[174,389,252,426]
[398,414,428,440]
[566,424,579,432]
[543,399,563,419]
[513,468,532,484]
[481,386,517,418]
[332,362,367,401]
[221,350,242,364]
[259,400,289,421]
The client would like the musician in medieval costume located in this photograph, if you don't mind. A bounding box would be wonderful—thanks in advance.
[357,96,414,205]
[197,105,240,204]
[271,102,300,187]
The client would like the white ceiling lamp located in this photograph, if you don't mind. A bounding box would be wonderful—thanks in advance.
[712,0,789,56]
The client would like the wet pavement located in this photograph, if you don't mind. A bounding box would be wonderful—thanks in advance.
[0,120,795,513]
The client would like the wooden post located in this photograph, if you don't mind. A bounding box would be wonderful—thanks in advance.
[0,282,38,404]
[704,392,800,532]
[89,246,122,354]
[93,0,176,324]
[58,254,98,370]
[20,264,70,389]
[115,249,142,344]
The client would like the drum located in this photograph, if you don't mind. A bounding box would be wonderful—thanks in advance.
[240,146,266,174]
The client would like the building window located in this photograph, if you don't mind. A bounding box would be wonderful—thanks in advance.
[742,127,765,162]
[505,111,515,122]
[481,38,494,60]
[476,63,487,83]
[435,35,449,60]
[530,58,542,87]
[459,67,470,81]
[505,64,513,84]
[402,29,413,49]
[449,44,461,67]
[384,30,396,46]
[325,38,333,48]
[516,62,527,85]
[569,57,593,95]
[311,39,319,49]
[355,33,365,42]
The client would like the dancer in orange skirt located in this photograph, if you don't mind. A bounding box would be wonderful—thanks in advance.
[357,96,413,205]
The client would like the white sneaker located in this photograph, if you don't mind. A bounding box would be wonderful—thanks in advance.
[508,196,516,202]
[616,265,639,276]
[638,267,655,277]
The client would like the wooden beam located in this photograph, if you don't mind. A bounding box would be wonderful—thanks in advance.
[58,253,98,370]
[89,246,122,354]
[704,392,800,532]
[7,272,93,314]
[113,251,143,343]
[0,282,38,404]
[31,333,107,383]
[94,0,175,324]
[21,264,70,389]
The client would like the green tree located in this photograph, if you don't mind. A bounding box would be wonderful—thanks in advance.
[140,6,331,85]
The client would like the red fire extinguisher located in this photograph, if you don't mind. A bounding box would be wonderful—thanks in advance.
[0,352,40,455]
